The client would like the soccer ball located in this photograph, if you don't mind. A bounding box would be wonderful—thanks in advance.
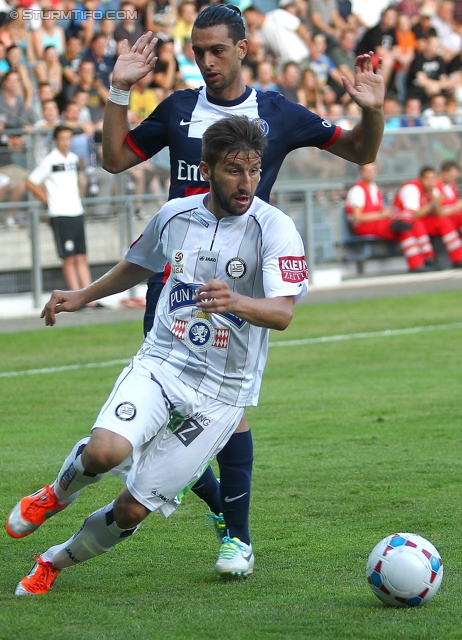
[366,533,443,607]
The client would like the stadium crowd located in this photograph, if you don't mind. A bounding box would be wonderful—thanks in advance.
[1,0,462,252]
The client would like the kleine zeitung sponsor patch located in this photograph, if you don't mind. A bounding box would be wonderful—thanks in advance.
[278,256,308,282]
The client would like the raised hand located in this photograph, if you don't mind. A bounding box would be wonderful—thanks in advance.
[341,53,385,110]
[112,33,158,91]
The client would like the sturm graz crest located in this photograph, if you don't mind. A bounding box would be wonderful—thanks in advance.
[226,257,247,279]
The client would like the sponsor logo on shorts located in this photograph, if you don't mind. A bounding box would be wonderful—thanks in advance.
[278,256,308,282]
[226,257,247,279]
[151,489,169,502]
[173,419,204,447]
[115,402,136,421]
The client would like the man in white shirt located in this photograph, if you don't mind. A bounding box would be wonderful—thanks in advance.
[26,125,96,300]
[243,5,311,69]
[8,115,309,595]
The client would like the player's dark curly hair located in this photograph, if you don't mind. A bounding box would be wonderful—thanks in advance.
[193,4,245,44]
[201,115,267,168]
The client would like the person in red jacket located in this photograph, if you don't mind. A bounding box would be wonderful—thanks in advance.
[436,160,462,234]
[394,166,462,268]
[345,163,429,272]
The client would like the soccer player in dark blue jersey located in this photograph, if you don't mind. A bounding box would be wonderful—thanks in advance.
[102,4,385,576]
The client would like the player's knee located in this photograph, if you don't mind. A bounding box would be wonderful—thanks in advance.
[82,428,133,474]
[114,488,150,529]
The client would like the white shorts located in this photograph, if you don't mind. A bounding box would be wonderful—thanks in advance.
[93,353,243,515]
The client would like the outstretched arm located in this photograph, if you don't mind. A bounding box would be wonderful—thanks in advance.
[41,260,155,326]
[102,33,157,174]
[328,53,385,165]
[194,279,295,331]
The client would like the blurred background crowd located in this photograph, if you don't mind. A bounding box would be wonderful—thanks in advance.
[2,0,462,226]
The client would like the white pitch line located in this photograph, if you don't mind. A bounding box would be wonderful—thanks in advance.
[1,322,461,379]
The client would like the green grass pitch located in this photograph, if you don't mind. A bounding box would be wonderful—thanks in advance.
[0,290,461,640]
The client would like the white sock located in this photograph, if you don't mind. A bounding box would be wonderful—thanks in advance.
[52,437,106,504]
[43,501,140,569]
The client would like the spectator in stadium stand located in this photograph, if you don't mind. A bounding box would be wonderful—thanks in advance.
[100,16,117,59]
[32,8,66,60]
[252,60,278,92]
[5,44,34,110]
[405,35,453,107]
[151,38,181,94]
[34,45,63,98]
[128,70,160,123]
[32,98,62,164]
[275,61,300,103]
[422,93,453,128]
[242,35,266,79]
[412,7,438,53]
[171,1,197,51]
[243,5,311,70]
[345,162,431,273]
[308,32,345,98]
[393,165,462,268]
[144,0,178,36]
[307,0,348,51]
[382,93,402,129]
[0,70,35,127]
[350,0,390,30]
[337,0,355,26]
[430,0,462,62]
[69,59,108,123]
[114,2,145,47]
[82,32,115,90]
[394,13,417,103]
[296,66,326,114]
[0,126,28,228]
[395,0,422,25]
[329,28,357,89]
[59,35,83,111]
[72,0,101,47]
[0,5,35,64]
[356,6,401,88]
[26,125,101,299]
[400,96,425,126]
[436,160,462,233]
[177,37,205,89]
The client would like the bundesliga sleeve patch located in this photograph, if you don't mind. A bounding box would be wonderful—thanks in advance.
[278,256,308,282]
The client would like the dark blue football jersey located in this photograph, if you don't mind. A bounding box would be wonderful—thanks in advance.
[126,86,341,202]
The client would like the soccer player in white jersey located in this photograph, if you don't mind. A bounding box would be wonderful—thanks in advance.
[100,4,385,570]
[7,116,309,594]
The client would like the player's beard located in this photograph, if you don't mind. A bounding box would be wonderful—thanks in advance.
[209,175,254,217]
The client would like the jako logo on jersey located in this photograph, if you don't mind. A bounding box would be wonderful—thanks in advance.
[115,402,136,421]
[279,256,308,282]
[322,120,333,128]
[253,118,269,136]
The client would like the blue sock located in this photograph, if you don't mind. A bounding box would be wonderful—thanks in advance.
[191,465,222,515]
[217,430,253,546]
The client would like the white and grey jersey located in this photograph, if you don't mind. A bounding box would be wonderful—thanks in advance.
[126,194,308,407]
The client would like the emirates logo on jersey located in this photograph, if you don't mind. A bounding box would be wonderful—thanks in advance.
[279,256,308,282]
